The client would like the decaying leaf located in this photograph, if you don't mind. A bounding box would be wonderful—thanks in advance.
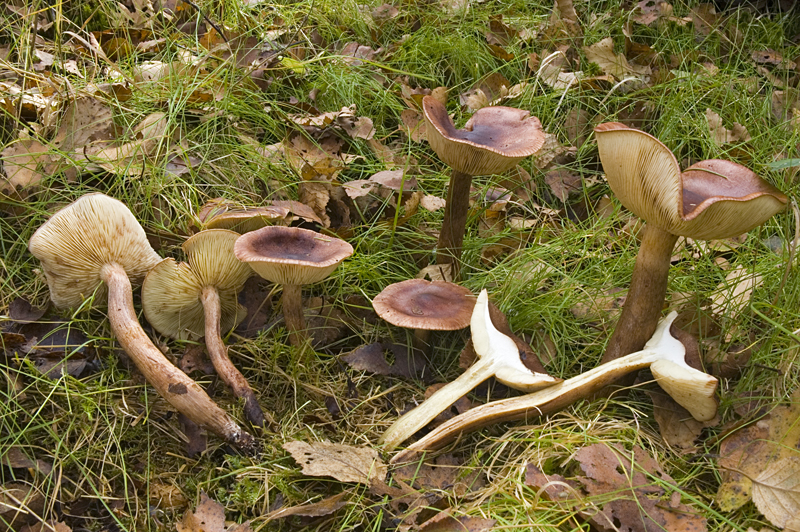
[283,441,387,485]
[705,108,751,146]
[648,389,717,453]
[709,265,762,342]
[717,390,800,530]
[583,37,651,80]
[393,454,484,497]
[264,491,349,522]
[342,342,428,381]
[176,492,252,532]
[417,510,496,532]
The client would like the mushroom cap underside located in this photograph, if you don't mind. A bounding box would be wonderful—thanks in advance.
[373,279,475,330]
[595,122,788,240]
[423,96,545,176]
[234,226,353,285]
[28,193,162,308]
[142,258,247,340]
[142,230,252,340]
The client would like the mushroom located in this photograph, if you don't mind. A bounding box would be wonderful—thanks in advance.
[234,226,353,347]
[380,289,561,450]
[372,279,475,351]
[142,229,267,427]
[595,122,788,366]
[422,96,545,277]
[391,310,717,460]
[28,193,255,451]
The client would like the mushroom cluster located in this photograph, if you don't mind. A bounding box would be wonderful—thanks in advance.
[28,193,355,452]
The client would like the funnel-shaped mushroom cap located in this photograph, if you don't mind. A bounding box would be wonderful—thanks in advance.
[142,230,252,340]
[234,226,353,286]
[423,96,546,176]
[373,279,474,331]
[28,193,162,309]
[595,122,788,240]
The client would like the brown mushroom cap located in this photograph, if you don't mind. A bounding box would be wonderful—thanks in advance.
[28,193,162,308]
[142,229,252,340]
[234,226,354,285]
[423,96,546,176]
[373,279,475,331]
[595,122,788,240]
[203,207,290,233]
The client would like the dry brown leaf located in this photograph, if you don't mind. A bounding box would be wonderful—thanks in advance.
[417,511,496,532]
[1,138,50,195]
[148,481,188,509]
[19,522,71,532]
[264,491,349,522]
[575,443,708,531]
[648,389,717,453]
[583,37,651,80]
[717,391,800,529]
[709,265,762,342]
[690,3,721,38]
[298,181,332,227]
[705,108,751,146]
[176,492,252,532]
[341,342,428,380]
[545,169,582,202]
[394,454,484,496]
[420,195,446,212]
[543,0,583,41]
[416,263,453,282]
[632,0,675,26]
[283,441,387,485]
[399,109,427,142]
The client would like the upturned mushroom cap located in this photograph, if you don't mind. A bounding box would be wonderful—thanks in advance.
[594,122,788,240]
[423,96,546,176]
[234,226,353,285]
[373,279,474,331]
[204,206,290,233]
[28,193,162,308]
[142,229,252,340]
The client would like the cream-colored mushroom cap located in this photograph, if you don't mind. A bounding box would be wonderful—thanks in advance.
[234,226,353,286]
[373,279,474,331]
[142,229,252,340]
[423,96,546,176]
[28,193,162,309]
[650,358,718,422]
[595,122,788,240]
[203,206,290,233]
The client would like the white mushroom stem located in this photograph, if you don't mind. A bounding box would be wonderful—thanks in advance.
[101,263,255,451]
[282,284,306,347]
[391,311,717,461]
[380,290,560,450]
[201,286,266,427]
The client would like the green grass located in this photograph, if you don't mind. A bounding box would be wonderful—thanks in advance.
[1,0,799,530]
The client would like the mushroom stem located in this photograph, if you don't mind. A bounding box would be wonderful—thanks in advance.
[391,313,716,461]
[100,263,256,452]
[282,284,307,347]
[200,286,267,428]
[601,224,678,366]
[436,169,473,278]
[380,355,497,450]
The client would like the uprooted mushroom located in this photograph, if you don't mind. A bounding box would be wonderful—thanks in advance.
[380,289,560,451]
[28,193,256,452]
[391,310,717,461]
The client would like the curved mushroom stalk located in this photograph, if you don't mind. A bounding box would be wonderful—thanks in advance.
[142,230,267,428]
[380,290,560,451]
[390,312,716,461]
[594,122,788,367]
[29,194,256,452]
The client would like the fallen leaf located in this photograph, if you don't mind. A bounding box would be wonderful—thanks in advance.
[648,389,717,453]
[705,108,751,146]
[0,447,53,475]
[544,169,582,202]
[420,195,446,212]
[632,0,675,26]
[417,510,496,532]
[717,390,800,528]
[342,343,428,381]
[416,263,454,283]
[176,492,252,532]
[709,265,762,341]
[393,454,484,497]
[542,0,583,42]
[283,441,387,485]
[264,491,349,521]
[575,443,708,531]
[584,37,651,80]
